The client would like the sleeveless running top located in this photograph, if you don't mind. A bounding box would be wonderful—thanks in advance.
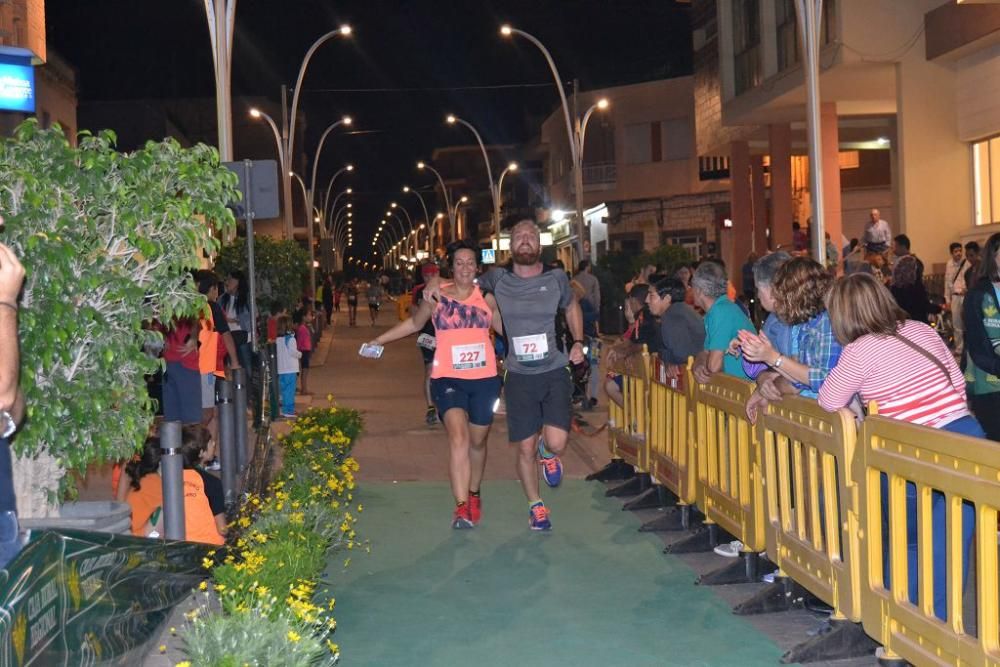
[430,284,498,380]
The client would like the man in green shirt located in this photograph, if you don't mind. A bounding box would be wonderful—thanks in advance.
[691,260,753,384]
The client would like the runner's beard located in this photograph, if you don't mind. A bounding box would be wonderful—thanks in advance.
[513,245,540,265]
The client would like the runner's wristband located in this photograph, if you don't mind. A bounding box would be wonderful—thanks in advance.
[573,339,585,346]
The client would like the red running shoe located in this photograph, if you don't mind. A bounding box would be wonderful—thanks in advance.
[452,503,474,529]
[468,494,482,525]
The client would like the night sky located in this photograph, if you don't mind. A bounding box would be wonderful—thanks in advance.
[46,1,692,253]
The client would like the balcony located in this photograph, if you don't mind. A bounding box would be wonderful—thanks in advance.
[568,162,617,194]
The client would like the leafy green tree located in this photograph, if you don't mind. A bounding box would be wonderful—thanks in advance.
[0,121,238,516]
[214,236,309,314]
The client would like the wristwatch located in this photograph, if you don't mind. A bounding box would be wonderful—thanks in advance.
[0,410,15,439]
[573,339,585,346]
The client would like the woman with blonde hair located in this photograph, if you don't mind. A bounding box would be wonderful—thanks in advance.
[818,272,981,623]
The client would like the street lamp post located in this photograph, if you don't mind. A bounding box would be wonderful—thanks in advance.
[446,114,499,245]
[324,187,352,233]
[249,25,352,239]
[320,165,354,228]
[501,25,609,263]
[402,185,433,247]
[303,117,352,291]
[386,210,414,257]
[496,161,519,251]
[203,0,237,161]
[452,196,469,238]
[417,161,454,240]
[794,0,827,265]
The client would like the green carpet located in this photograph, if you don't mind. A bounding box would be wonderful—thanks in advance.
[327,480,782,666]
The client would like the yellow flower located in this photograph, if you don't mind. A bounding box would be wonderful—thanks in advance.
[287,630,301,643]
[215,584,226,592]
[159,645,167,653]
[198,581,207,591]
[175,662,191,667]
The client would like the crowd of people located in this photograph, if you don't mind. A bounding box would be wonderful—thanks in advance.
[599,215,1000,624]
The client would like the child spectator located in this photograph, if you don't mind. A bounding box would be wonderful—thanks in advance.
[124,436,163,537]
[276,314,301,418]
[294,310,313,396]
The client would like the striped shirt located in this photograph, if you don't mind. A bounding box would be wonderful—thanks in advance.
[818,320,969,428]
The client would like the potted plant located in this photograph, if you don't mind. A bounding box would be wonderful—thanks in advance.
[0,121,238,517]
[214,235,309,316]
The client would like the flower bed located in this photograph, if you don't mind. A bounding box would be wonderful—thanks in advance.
[178,403,363,666]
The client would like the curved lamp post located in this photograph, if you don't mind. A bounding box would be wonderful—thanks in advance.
[416,160,454,240]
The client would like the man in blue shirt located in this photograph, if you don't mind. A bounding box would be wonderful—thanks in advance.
[692,261,754,384]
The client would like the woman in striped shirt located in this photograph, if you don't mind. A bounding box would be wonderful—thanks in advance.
[818,273,982,622]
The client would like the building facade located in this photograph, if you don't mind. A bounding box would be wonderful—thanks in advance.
[700,0,1000,281]
[540,76,730,268]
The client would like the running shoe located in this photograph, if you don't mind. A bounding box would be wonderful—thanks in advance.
[537,437,563,487]
[452,503,474,530]
[425,406,438,426]
[280,412,297,419]
[204,458,221,472]
[713,540,744,558]
[529,502,551,531]
[468,494,481,524]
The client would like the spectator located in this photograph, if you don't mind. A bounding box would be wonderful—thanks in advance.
[645,277,705,383]
[824,232,839,272]
[605,283,660,409]
[792,222,808,253]
[275,314,301,419]
[219,270,253,378]
[962,232,1000,441]
[818,272,981,622]
[741,252,794,416]
[124,436,162,537]
[691,261,754,383]
[625,263,656,293]
[945,242,968,355]
[740,258,842,422]
[293,310,313,395]
[574,259,601,316]
[890,236,936,324]
[196,272,239,470]
[863,208,892,255]
[140,427,225,544]
[959,241,982,310]
[322,275,334,324]
[0,243,25,567]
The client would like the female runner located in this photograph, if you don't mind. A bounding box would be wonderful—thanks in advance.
[365,240,502,528]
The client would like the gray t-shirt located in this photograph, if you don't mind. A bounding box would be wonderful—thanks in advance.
[573,271,601,311]
[659,302,705,365]
[478,266,573,375]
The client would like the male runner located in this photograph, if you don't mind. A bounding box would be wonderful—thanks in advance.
[457,219,585,530]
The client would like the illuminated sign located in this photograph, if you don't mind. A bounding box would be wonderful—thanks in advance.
[0,56,34,113]
[481,248,496,264]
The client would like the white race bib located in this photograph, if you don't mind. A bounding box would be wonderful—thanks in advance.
[417,333,437,350]
[512,334,548,362]
[451,343,487,370]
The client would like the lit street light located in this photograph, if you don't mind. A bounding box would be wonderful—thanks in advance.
[417,160,455,240]
[501,24,609,262]
[452,195,469,238]
[445,113,500,245]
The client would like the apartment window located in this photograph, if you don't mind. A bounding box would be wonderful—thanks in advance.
[624,123,652,165]
[775,0,837,72]
[733,0,761,94]
[662,118,691,161]
[776,0,798,71]
[972,137,1000,226]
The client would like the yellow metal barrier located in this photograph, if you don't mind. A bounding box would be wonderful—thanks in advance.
[648,357,696,505]
[693,374,765,552]
[607,346,651,472]
[855,416,1000,667]
[758,397,861,621]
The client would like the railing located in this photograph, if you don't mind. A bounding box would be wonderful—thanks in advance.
[612,353,1000,665]
[582,162,617,186]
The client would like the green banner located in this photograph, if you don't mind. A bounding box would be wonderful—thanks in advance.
[0,529,212,667]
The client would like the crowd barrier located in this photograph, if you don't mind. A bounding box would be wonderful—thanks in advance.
[608,350,1000,666]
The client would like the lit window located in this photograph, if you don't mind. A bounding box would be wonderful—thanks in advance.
[972,137,1000,226]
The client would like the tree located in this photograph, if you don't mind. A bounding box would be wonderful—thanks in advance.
[214,236,309,314]
[0,122,238,516]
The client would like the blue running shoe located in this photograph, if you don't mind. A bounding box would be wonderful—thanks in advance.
[529,502,551,531]
[537,437,563,487]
